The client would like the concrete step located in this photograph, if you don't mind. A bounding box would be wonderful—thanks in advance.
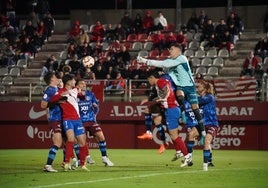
[239,32,267,41]
[41,43,67,52]
[28,60,45,69]
[48,34,68,43]
[219,67,242,77]
[224,58,244,67]
[0,95,29,101]
[8,85,31,94]
[21,69,41,77]
[13,77,42,85]
[235,40,256,50]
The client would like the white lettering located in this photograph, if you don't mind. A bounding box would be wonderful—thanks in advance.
[217,106,254,116]
[110,105,147,117]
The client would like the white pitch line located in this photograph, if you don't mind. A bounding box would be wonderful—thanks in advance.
[31,167,260,188]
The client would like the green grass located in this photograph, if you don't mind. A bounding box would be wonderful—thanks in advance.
[0,149,267,188]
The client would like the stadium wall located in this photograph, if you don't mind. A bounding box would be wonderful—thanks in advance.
[0,101,267,150]
[68,6,268,32]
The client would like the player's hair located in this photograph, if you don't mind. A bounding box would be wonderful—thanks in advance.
[169,42,182,49]
[43,72,55,85]
[147,69,160,78]
[75,78,84,86]
[200,80,215,95]
[62,74,75,85]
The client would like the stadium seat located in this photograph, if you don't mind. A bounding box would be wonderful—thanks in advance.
[263,57,268,72]
[183,49,194,57]
[195,49,206,58]
[2,76,13,85]
[159,49,170,59]
[193,32,202,41]
[101,42,110,51]
[89,24,95,33]
[203,75,214,80]
[191,57,201,67]
[213,57,224,67]
[206,48,218,58]
[59,51,67,60]
[218,49,229,58]
[207,66,219,76]
[131,42,143,51]
[143,42,153,51]
[122,42,133,50]
[16,59,28,68]
[185,32,194,42]
[201,57,212,66]
[195,66,207,75]
[138,50,149,58]
[32,85,44,95]
[109,42,120,51]
[9,67,21,76]
[0,67,9,76]
[200,40,208,49]
[0,84,5,94]
[148,49,159,59]
[127,33,138,42]
[137,33,148,42]
[80,24,89,33]
[89,42,97,49]
[188,41,200,51]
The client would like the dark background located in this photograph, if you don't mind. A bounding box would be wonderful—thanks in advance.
[1,0,268,15]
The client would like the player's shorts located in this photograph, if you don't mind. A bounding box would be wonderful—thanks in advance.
[83,121,102,136]
[62,119,85,136]
[164,106,180,130]
[205,125,219,137]
[49,120,62,134]
[176,86,198,105]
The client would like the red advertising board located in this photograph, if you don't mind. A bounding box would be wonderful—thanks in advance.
[0,101,267,150]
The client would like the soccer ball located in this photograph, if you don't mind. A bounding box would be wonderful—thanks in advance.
[82,56,95,68]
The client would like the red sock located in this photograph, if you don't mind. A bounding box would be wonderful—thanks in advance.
[79,145,87,166]
[65,141,74,163]
[173,137,188,156]
[86,142,89,156]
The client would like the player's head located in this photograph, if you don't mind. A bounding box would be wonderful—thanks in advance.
[43,72,58,86]
[147,69,160,86]
[169,42,182,58]
[197,80,215,96]
[75,78,87,91]
[62,74,75,88]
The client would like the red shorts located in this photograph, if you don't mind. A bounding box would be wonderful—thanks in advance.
[205,125,219,137]
[83,121,102,136]
[49,121,62,134]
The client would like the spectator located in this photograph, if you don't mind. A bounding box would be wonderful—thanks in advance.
[176,30,187,52]
[105,23,116,42]
[19,36,36,59]
[28,11,39,28]
[187,12,199,33]
[76,28,89,47]
[201,18,214,41]
[142,10,154,34]
[120,11,133,36]
[228,22,240,44]
[165,31,177,49]
[23,20,36,39]
[43,12,55,41]
[68,20,81,43]
[2,44,16,66]
[154,11,168,31]
[204,34,218,50]
[152,30,165,52]
[36,0,50,20]
[254,37,268,60]
[114,23,126,41]
[94,64,106,79]
[240,51,259,78]
[226,11,244,35]
[133,13,143,34]
[218,30,234,54]
[197,9,208,31]
[90,20,105,42]
[215,18,228,39]
[68,54,83,76]
[5,0,16,17]
[67,42,77,59]
[106,72,125,94]
[79,42,93,58]
[115,45,131,65]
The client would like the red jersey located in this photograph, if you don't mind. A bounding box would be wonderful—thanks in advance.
[51,87,80,120]
[155,78,178,109]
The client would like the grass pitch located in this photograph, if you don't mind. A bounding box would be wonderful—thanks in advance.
[0,149,267,188]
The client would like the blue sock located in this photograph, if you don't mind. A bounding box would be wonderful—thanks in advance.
[187,141,195,153]
[203,150,210,163]
[208,152,213,163]
[156,124,166,142]
[74,144,80,160]
[99,141,107,156]
[145,113,152,132]
[46,145,58,165]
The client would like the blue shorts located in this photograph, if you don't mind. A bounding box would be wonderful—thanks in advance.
[165,107,180,130]
[62,119,85,136]
[177,86,198,105]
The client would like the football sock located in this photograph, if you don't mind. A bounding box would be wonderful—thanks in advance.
[79,145,87,166]
[99,141,107,156]
[46,145,58,165]
[145,113,152,132]
[156,124,166,142]
[193,108,205,135]
[208,152,213,163]
[173,137,188,156]
[74,143,80,160]
[187,140,195,153]
[65,141,74,163]
[62,145,66,162]
[203,149,210,163]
